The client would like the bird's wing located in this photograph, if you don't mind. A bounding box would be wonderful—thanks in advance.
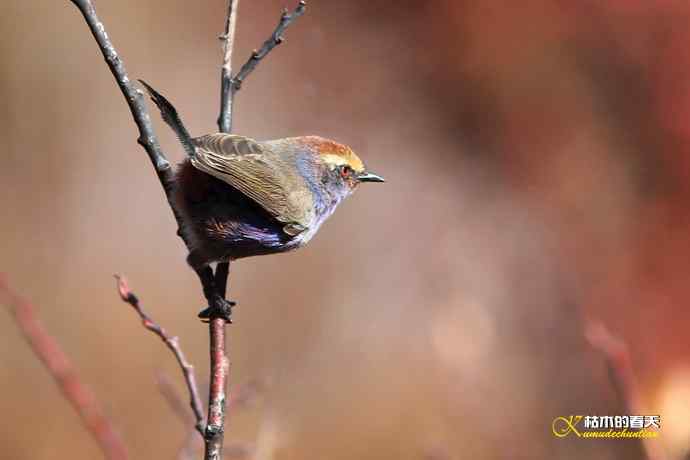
[191,134,314,235]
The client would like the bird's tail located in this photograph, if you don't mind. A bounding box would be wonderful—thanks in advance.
[139,79,195,158]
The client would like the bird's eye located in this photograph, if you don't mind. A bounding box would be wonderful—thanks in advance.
[340,165,353,178]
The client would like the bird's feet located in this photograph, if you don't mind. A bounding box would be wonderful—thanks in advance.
[198,295,236,323]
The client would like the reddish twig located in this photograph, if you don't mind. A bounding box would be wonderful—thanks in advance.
[0,275,129,460]
[115,275,206,436]
[204,318,230,459]
[166,377,261,460]
[585,322,666,460]
[218,0,307,133]
[217,0,240,133]
[208,0,308,452]
[207,0,242,457]
[157,373,205,460]
[231,1,307,93]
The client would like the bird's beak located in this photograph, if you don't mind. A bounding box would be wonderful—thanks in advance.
[357,171,385,183]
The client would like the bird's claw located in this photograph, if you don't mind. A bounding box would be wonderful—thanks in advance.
[198,296,236,323]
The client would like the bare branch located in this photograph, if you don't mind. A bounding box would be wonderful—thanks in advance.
[218,0,241,133]
[214,1,309,321]
[172,377,260,460]
[115,275,206,436]
[206,0,246,456]
[231,1,307,94]
[69,1,168,175]
[0,275,129,460]
[69,2,308,459]
[68,0,195,253]
[204,317,230,459]
[67,0,223,343]
[157,374,205,460]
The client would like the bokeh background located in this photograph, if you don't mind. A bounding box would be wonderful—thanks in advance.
[1,1,690,459]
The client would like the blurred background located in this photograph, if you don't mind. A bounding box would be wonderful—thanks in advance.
[1,0,689,459]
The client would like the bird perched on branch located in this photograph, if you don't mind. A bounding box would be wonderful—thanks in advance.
[139,80,384,319]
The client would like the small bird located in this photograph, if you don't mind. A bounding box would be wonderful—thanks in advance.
[140,81,384,319]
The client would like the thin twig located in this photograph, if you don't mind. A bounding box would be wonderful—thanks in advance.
[204,317,231,459]
[207,265,230,458]
[0,275,129,460]
[69,1,169,182]
[171,378,261,460]
[204,1,243,458]
[213,3,309,454]
[218,0,241,133]
[206,0,309,452]
[585,322,666,460]
[215,0,239,323]
[213,8,309,431]
[115,275,206,436]
[231,1,307,93]
[68,0,194,252]
[157,373,205,460]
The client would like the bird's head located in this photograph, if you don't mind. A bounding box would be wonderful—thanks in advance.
[297,136,384,196]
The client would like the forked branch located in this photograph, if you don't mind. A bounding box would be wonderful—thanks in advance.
[66,1,309,459]
[231,1,307,93]
[209,2,306,458]
[218,0,307,131]
[115,275,205,436]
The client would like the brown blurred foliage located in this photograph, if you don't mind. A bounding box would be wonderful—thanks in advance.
[2,0,690,459]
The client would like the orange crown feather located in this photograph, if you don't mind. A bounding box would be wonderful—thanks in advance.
[299,136,365,172]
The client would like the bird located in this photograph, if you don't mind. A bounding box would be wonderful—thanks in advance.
[139,80,384,320]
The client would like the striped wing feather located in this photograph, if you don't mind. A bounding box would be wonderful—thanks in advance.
[190,134,313,234]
